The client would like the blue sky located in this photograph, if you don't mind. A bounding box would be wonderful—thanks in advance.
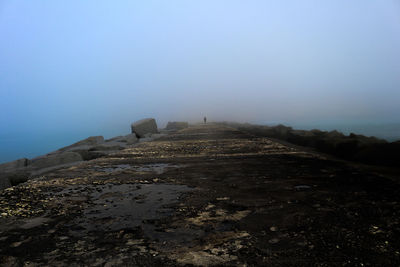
[1,1,400,162]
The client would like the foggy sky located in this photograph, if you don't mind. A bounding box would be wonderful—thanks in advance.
[1,1,400,162]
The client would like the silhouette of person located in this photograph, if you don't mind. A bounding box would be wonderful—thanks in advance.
[204,116,207,124]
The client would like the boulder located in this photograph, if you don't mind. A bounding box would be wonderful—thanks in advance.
[0,158,31,190]
[0,158,30,174]
[125,133,139,145]
[325,130,345,139]
[65,145,92,153]
[131,118,158,138]
[65,147,105,161]
[47,136,106,160]
[310,129,324,136]
[58,136,104,152]
[291,130,315,137]
[55,134,138,160]
[71,136,104,146]
[5,171,30,186]
[107,134,138,145]
[165,122,189,131]
[106,136,123,142]
[30,152,83,170]
[91,142,126,151]
[0,175,11,191]
[274,124,292,137]
[143,133,153,138]
[349,133,386,145]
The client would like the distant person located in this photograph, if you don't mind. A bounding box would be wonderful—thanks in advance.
[204,117,207,124]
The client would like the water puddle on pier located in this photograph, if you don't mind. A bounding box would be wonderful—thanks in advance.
[92,163,181,174]
[94,164,131,173]
[55,183,193,236]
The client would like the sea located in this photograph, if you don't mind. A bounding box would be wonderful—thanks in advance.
[0,128,128,164]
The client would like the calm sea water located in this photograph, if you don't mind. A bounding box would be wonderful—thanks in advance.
[0,128,129,164]
[0,123,399,164]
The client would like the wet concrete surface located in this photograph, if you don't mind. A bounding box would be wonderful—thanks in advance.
[1,124,400,266]
[92,163,181,175]
[60,183,193,235]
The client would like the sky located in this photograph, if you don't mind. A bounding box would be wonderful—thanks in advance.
[1,1,400,162]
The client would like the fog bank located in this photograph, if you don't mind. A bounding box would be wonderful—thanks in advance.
[1,1,400,162]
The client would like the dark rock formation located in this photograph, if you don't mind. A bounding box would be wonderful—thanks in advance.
[29,152,83,170]
[58,136,105,152]
[0,159,31,190]
[0,158,30,174]
[107,134,138,145]
[0,120,153,190]
[131,118,158,138]
[220,122,399,168]
[0,152,83,190]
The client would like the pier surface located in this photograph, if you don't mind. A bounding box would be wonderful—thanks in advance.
[1,125,400,266]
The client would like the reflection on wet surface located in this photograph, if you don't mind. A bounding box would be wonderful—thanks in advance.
[92,163,181,174]
[93,164,132,173]
[54,183,193,236]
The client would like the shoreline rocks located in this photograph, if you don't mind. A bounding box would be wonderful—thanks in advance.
[220,122,399,168]
[0,118,164,190]
[61,136,105,150]
[107,133,138,145]
[29,152,83,170]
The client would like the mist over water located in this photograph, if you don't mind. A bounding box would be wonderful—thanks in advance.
[1,1,400,163]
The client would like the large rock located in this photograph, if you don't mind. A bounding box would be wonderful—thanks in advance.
[64,146,105,161]
[107,134,138,145]
[30,152,83,170]
[3,171,30,187]
[325,130,345,139]
[165,122,189,131]
[0,159,31,190]
[0,158,30,174]
[274,124,293,137]
[47,136,106,160]
[0,175,11,191]
[124,134,139,145]
[58,136,104,152]
[349,133,386,145]
[71,136,104,146]
[65,145,92,153]
[55,134,138,161]
[91,142,126,151]
[291,130,316,137]
[131,118,158,138]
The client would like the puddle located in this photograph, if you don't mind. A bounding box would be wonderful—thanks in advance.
[93,163,181,174]
[294,185,312,191]
[136,163,178,174]
[94,164,132,173]
[55,183,193,235]
[20,217,50,230]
